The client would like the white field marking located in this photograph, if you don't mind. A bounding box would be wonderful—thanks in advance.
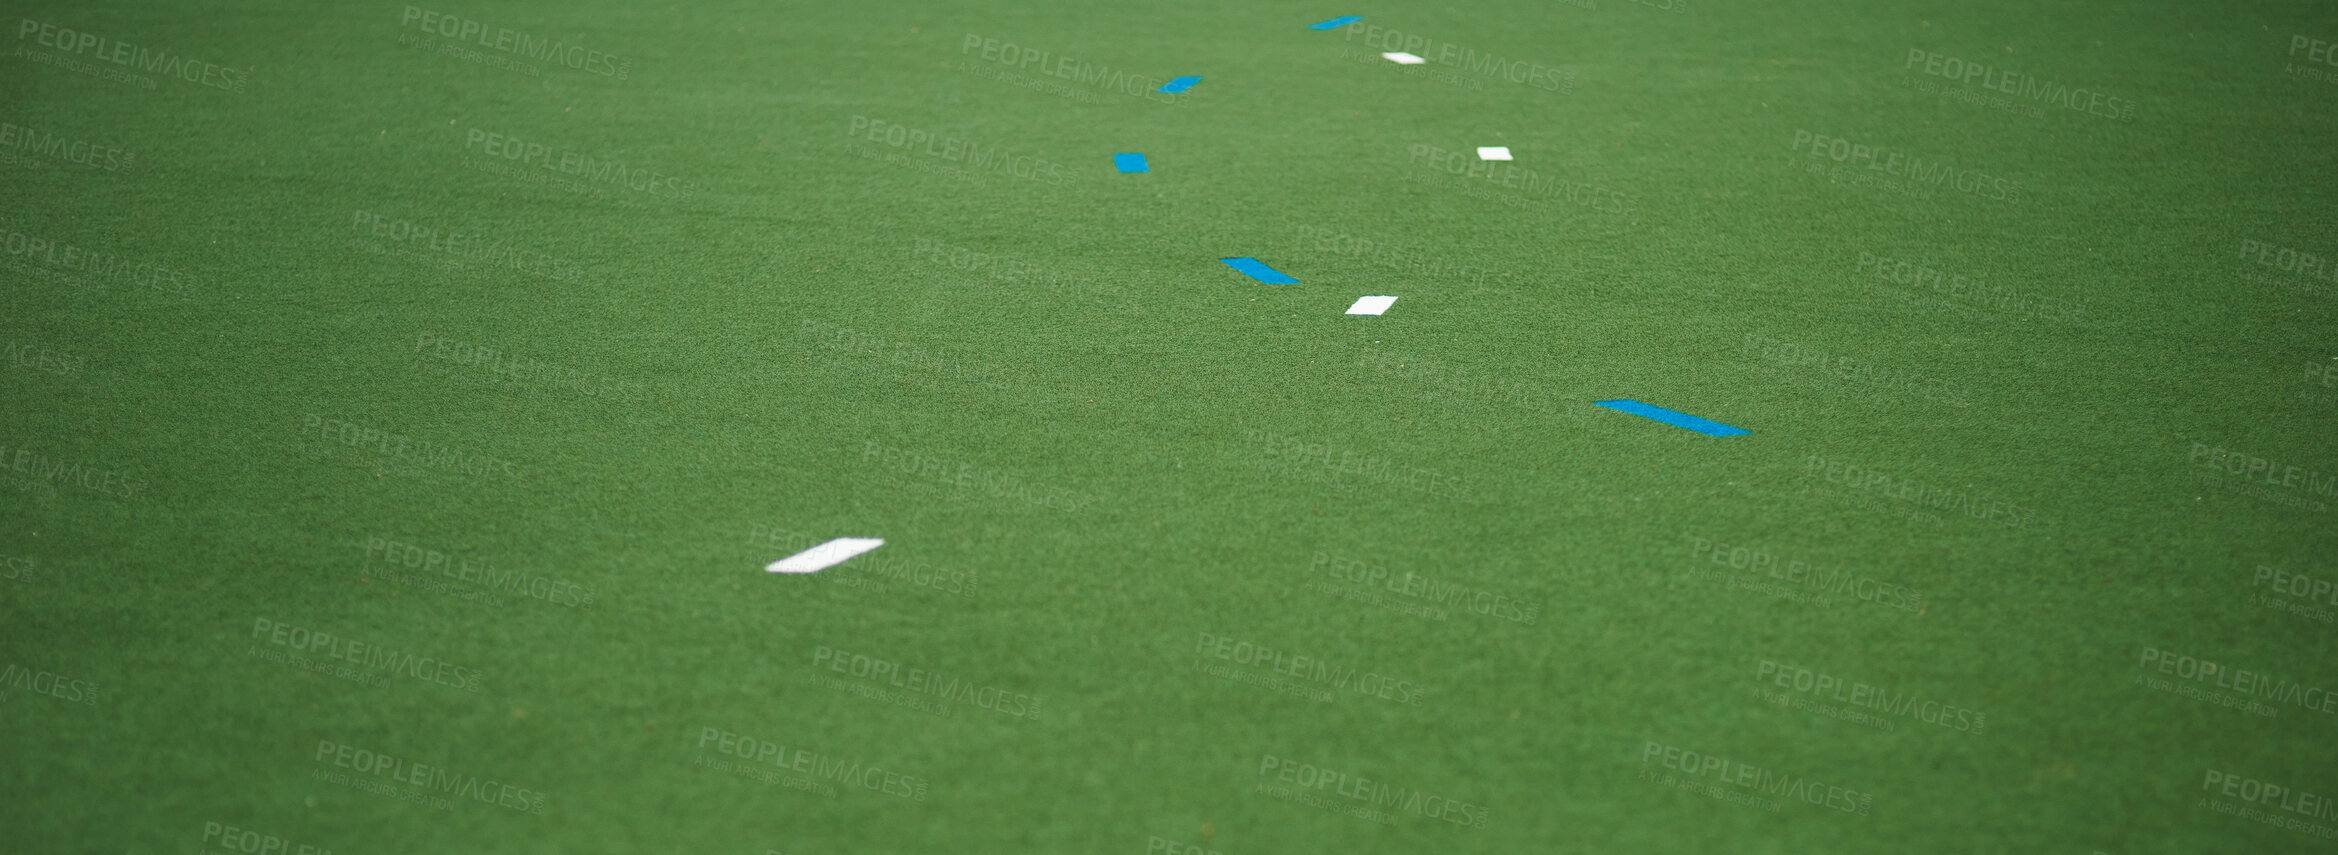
[1346,295,1398,316]
[1382,52,1427,64]
[1477,146,1512,161]
[767,537,885,573]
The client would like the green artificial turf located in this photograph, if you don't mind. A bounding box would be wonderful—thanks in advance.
[5,0,2338,852]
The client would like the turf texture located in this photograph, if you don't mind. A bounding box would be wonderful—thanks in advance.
[4,0,2338,852]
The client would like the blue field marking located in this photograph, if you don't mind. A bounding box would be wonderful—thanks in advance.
[1593,400,1750,436]
[1219,257,1299,284]
[1310,15,1363,29]
[1160,75,1202,93]
[1114,153,1149,173]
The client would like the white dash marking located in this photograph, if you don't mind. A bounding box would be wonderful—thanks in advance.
[1382,52,1427,64]
[1346,295,1398,316]
[767,537,885,573]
